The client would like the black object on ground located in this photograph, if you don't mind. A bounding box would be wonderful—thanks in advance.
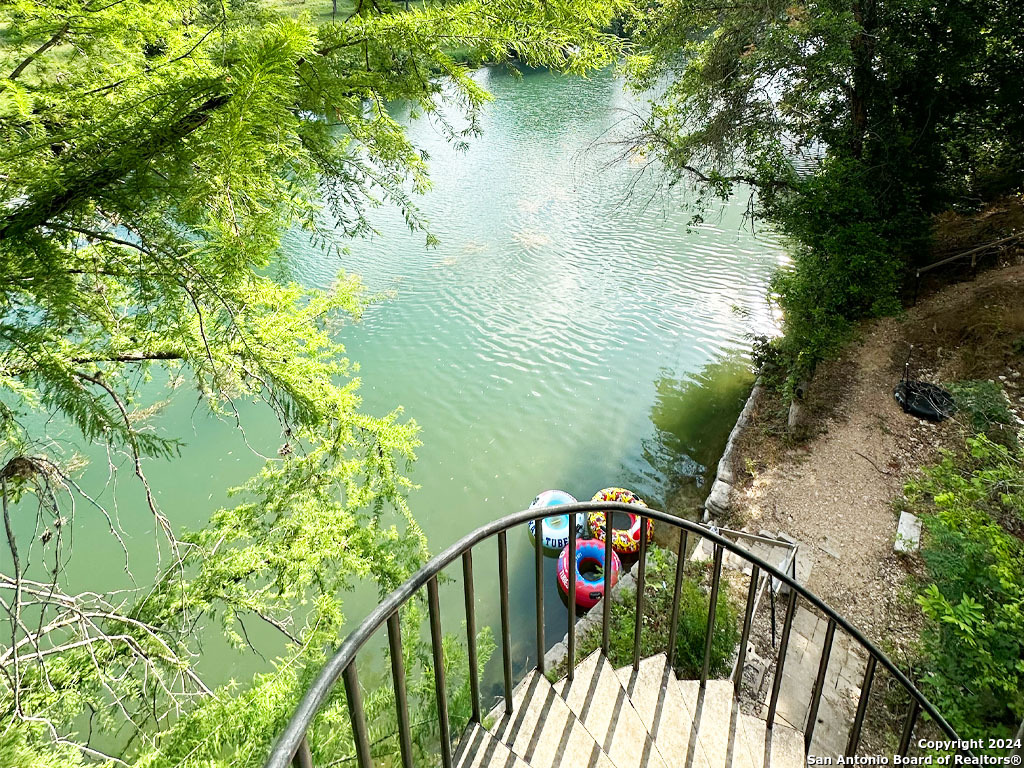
[894,380,956,422]
[894,344,956,422]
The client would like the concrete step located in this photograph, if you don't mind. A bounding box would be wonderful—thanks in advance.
[766,719,807,768]
[615,654,807,768]
[455,722,532,768]
[487,669,615,768]
[759,606,867,759]
[480,652,810,768]
[556,650,669,768]
[735,710,806,768]
[674,678,757,768]
[614,654,714,768]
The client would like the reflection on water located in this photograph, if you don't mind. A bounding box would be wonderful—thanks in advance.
[644,354,755,517]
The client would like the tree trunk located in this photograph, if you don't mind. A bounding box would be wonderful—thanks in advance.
[849,0,877,159]
[787,379,809,434]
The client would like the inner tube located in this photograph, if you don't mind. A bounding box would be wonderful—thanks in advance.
[557,538,622,609]
[587,487,653,555]
[527,490,583,551]
[894,381,955,422]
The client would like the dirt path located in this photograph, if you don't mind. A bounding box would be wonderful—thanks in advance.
[728,262,1024,651]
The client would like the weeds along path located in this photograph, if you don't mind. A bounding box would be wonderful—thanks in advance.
[729,261,1024,654]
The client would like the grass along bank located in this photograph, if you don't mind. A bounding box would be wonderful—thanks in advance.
[546,545,740,683]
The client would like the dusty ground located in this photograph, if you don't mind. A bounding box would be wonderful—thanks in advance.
[727,260,1024,656]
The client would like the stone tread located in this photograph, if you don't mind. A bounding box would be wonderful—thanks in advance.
[487,669,616,768]
[471,653,807,768]
[556,651,670,768]
[616,655,806,768]
[456,723,532,768]
[615,654,715,768]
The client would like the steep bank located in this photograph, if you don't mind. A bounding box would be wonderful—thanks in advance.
[719,261,1024,652]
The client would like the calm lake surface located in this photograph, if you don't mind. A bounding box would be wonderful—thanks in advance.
[26,66,786,697]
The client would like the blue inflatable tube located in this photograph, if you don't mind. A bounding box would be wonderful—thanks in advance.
[527,490,584,550]
[557,538,622,609]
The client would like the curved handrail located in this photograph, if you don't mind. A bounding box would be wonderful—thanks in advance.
[265,501,960,768]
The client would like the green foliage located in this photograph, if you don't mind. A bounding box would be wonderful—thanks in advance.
[565,546,739,680]
[622,0,1024,387]
[622,0,1024,209]
[764,158,911,381]
[947,381,1016,444]
[882,0,1024,206]
[0,728,96,768]
[0,0,624,762]
[903,435,1024,743]
[126,603,493,768]
[668,566,739,679]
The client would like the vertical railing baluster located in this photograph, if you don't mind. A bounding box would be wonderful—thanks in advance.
[534,514,545,675]
[601,511,614,657]
[342,664,372,768]
[292,737,313,768]
[632,516,649,670]
[427,577,452,768]
[666,530,688,667]
[845,655,877,756]
[462,551,481,724]
[898,700,920,757]
[700,543,724,688]
[804,617,836,752]
[734,563,759,694]
[567,512,577,681]
[266,519,977,768]
[766,588,798,728]
[387,613,415,768]
[497,531,513,714]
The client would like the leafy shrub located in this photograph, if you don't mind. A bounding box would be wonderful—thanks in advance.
[947,380,1016,445]
[563,545,739,680]
[760,157,920,388]
[904,435,1024,743]
[668,573,739,679]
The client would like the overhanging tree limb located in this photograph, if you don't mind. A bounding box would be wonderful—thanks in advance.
[8,23,69,81]
[0,93,232,242]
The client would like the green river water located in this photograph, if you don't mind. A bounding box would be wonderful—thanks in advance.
[14,66,786,705]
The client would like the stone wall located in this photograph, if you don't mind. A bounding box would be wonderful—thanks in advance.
[703,379,762,522]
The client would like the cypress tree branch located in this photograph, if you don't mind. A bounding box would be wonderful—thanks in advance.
[0,93,232,242]
[70,352,185,364]
[8,24,69,81]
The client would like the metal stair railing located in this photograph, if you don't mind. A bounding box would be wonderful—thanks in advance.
[701,524,798,657]
[263,502,965,768]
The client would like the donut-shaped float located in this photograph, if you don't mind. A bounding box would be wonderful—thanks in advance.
[557,538,622,609]
[587,487,653,555]
[527,490,583,551]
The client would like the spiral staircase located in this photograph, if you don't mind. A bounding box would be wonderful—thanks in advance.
[263,502,963,768]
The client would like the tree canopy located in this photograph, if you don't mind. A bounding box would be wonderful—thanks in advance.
[622,0,1024,383]
[0,0,625,763]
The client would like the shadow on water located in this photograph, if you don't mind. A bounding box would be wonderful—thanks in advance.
[643,353,755,522]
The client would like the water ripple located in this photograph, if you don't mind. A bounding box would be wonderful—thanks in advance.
[285,67,786,548]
